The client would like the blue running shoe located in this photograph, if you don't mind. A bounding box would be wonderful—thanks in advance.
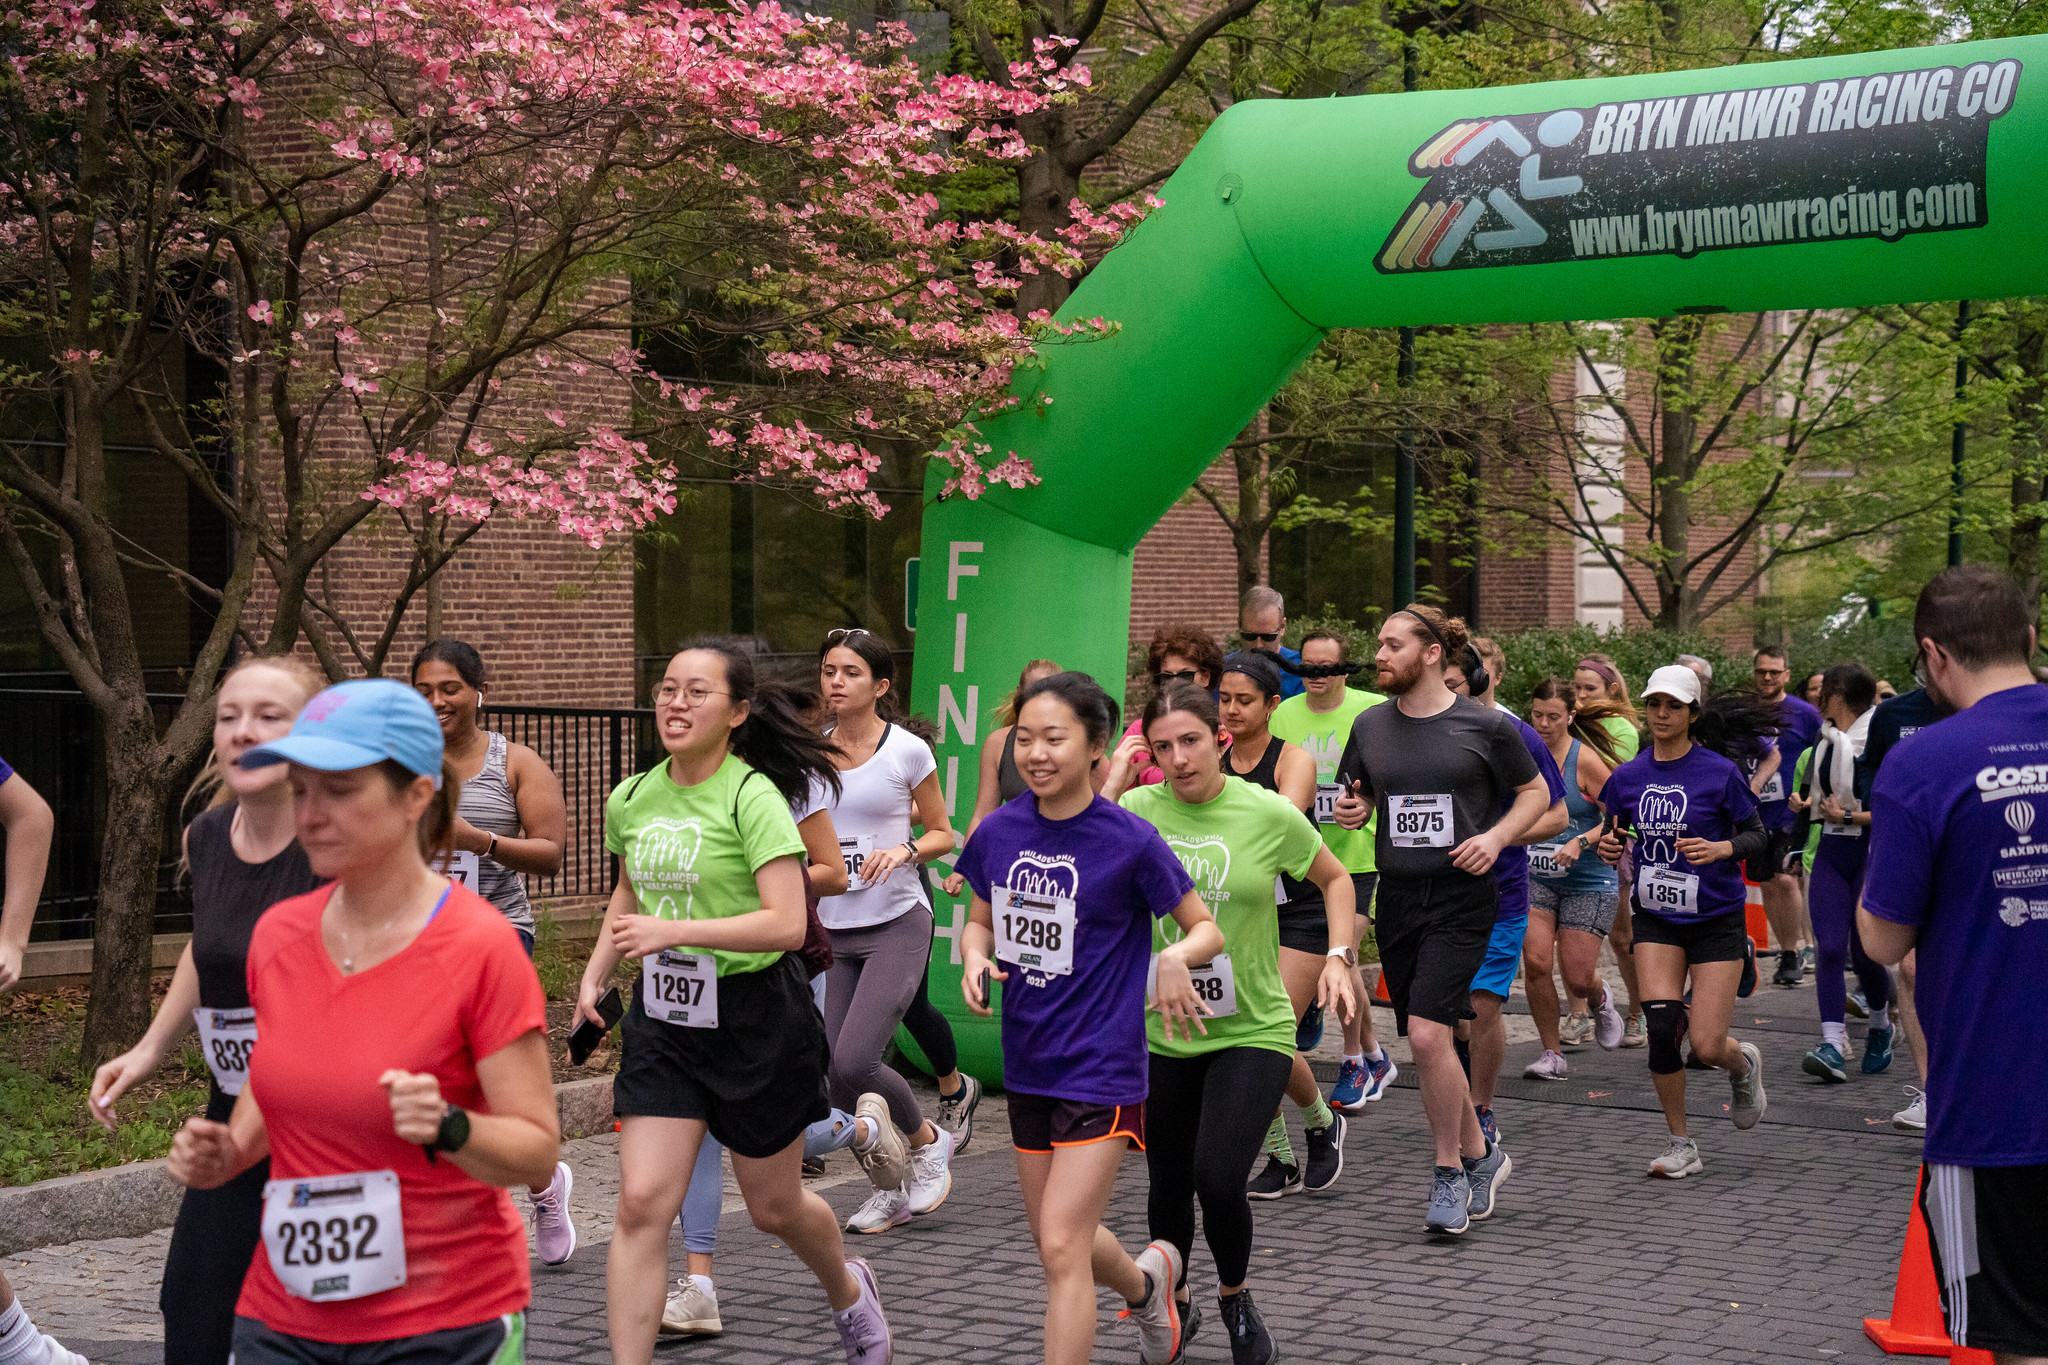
[1861,1026,1894,1074]
[1846,989,1870,1019]
[1801,1042,1848,1083]
[1475,1104,1500,1147]
[1360,1052,1397,1103]
[1330,1059,1367,1110]
[1296,1003,1324,1053]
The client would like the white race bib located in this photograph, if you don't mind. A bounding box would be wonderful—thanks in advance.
[260,1170,406,1302]
[1387,793,1454,848]
[642,950,720,1028]
[192,1007,257,1095]
[993,885,1076,978]
[839,834,876,890]
[1757,773,1785,803]
[1147,952,1237,1017]
[1636,865,1701,915]
[1314,783,1343,825]
[435,849,480,890]
[1273,875,1290,906]
[1529,843,1565,880]
[1823,820,1862,838]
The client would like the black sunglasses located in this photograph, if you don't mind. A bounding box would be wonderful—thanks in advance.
[1155,669,1202,683]
[1242,631,1281,644]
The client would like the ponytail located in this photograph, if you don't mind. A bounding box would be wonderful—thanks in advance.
[377,758,461,866]
[1691,691,1778,769]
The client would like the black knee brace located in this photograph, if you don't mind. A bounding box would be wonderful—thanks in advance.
[1643,999,1689,1075]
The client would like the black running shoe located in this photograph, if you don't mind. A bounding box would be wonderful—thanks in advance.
[1772,951,1801,988]
[1219,1288,1276,1365]
[1302,1113,1346,1194]
[1245,1156,1301,1200]
[1737,936,1759,999]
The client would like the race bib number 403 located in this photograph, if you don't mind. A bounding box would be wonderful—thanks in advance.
[192,1007,257,1095]
[260,1170,405,1302]
[642,951,719,1028]
[994,886,1076,977]
[1388,793,1454,848]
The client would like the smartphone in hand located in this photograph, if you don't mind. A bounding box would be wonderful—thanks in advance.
[568,986,624,1066]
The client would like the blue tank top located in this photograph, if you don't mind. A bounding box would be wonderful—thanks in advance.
[1532,738,1617,894]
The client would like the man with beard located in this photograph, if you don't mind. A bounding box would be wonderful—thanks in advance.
[1752,647,1823,987]
[1331,604,1550,1236]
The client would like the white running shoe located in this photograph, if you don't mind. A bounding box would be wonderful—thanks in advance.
[905,1124,954,1215]
[845,1186,911,1235]
[1894,1087,1927,1133]
[41,1338,89,1365]
[1730,1041,1767,1130]
[852,1093,909,1190]
[661,1278,723,1336]
[1648,1136,1704,1179]
[1592,985,1626,1051]
[934,1074,981,1152]
[1124,1240,1185,1365]
[833,1257,892,1364]
[1559,1011,1594,1048]
[532,1160,576,1265]
[1523,1048,1569,1080]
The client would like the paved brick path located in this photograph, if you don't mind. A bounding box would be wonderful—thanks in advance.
[31,964,1932,1364]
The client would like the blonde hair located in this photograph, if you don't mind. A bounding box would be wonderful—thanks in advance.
[1576,652,1640,726]
[994,659,1064,727]
[182,655,329,820]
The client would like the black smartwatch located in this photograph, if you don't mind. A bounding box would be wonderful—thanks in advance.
[425,1103,471,1163]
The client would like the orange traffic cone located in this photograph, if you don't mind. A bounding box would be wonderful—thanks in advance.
[1864,1170,1996,1362]
[1743,874,1771,952]
[1373,966,1390,1004]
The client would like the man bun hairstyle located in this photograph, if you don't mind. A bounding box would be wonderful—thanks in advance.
[1143,679,1222,737]
[1913,565,2035,670]
[1016,671,1121,749]
[1394,602,1468,662]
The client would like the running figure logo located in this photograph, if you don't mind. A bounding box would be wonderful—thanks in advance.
[631,818,705,917]
[1634,784,1690,867]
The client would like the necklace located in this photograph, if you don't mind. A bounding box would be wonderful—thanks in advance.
[331,890,412,974]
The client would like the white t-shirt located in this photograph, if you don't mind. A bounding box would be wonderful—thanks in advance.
[818,724,938,930]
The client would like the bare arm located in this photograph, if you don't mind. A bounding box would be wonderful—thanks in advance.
[0,771,55,992]
[1275,744,1316,815]
[90,940,203,1127]
[1304,846,1360,1023]
[574,873,639,1028]
[967,727,1008,838]
[1748,746,1783,796]
[383,1030,559,1190]
[608,855,807,958]
[1857,905,1917,967]
[492,744,567,876]
[796,809,849,898]
[857,771,954,886]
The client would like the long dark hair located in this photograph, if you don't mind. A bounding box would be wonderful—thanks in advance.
[818,627,904,721]
[1690,690,1779,769]
[1529,676,1627,768]
[1016,671,1120,749]
[682,637,842,807]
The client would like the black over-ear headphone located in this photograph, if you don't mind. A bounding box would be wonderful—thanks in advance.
[1461,643,1491,698]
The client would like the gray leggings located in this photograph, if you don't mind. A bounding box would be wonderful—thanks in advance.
[823,907,932,1137]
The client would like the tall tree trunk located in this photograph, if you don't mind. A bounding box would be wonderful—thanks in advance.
[1231,420,1270,595]
[81,722,175,1064]
[1651,320,1700,629]
[2007,324,2047,633]
[1015,132,1080,318]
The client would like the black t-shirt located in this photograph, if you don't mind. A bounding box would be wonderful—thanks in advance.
[1335,693,1540,878]
[186,803,322,1010]
[1855,687,1950,804]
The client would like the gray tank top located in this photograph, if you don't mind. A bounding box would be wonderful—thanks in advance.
[458,731,534,931]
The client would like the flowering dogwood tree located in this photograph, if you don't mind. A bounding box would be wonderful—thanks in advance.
[0,0,1148,1058]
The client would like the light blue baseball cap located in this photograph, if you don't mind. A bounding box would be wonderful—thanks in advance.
[240,678,445,785]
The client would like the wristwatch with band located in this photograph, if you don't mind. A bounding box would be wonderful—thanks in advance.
[424,1103,471,1163]
[1326,945,1357,967]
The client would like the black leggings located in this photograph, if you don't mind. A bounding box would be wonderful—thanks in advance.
[161,1088,266,1365]
[1145,1047,1294,1289]
[899,878,958,1076]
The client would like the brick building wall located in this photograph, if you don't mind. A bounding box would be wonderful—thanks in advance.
[1129,458,1257,646]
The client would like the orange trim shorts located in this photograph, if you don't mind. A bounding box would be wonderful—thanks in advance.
[1008,1092,1146,1154]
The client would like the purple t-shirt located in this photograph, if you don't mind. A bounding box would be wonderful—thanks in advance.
[957,792,1193,1106]
[0,753,13,785]
[1599,744,1757,922]
[1864,684,2048,1166]
[1494,718,1567,922]
[1749,695,1822,831]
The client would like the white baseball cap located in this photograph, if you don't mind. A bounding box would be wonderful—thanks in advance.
[1641,664,1702,707]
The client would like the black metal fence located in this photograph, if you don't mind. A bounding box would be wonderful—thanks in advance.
[0,690,657,940]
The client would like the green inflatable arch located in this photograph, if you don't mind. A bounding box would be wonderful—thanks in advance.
[904,36,2048,1086]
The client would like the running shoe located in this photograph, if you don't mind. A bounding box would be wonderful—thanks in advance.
[1246,1156,1301,1200]
[1425,1166,1471,1235]
[1861,1026,1895,1074]
[852,1094,909,1190]
[1593,985,1626,1051]
[39,1340,87,1365]
[1847,989,1870,1019]
[1772,950,1802,988]
[934,1075,981,1153]
[1647,1135,1703,1179]
[1800,945,1816,976]
[1295,1002,1325,1053]
[905,1125,954,1215]
[1730,1041,1767,1129]
[1218,1288,1276,1365]
[1523,1049,1569,1081]
[1474,1104,1500,1147]
[1737,936,1759,999]
[1302,1112,1346,1194]
[1357,1051,1397,1103]
[1801,1042,1848,1084]
[1893,1087,1926,1132]
[833,1257,891,1365]
[1330,1058,1368,1109]
[1464,1141,1512,1221]
[661,1278,723,1336]
[845,1187,911,1234]
[1124,1240,1185,1365]
[803,1155,828,1177]
[532,1160,577,1265]
[1559,1011,1594,1048]
[1621,1013,1647,1049]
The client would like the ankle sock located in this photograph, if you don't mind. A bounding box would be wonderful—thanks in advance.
[1365,1044,1387,1064]
[1870,1005,1891,1031]
[1822,1022,1849,1052]
[690,1274,715,1296]
[1262,1111,1294,1165]
[1342,1051,1365,1067]
[1302,1094,1335,1132]
[0,1302,42,1365]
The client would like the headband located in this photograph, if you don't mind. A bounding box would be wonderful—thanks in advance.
[1221,651,1285,699]
[1576,657,1622,691]
[1393,608,1449,652]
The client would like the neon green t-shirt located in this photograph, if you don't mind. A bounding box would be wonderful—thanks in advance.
[1269,686,1387,873]
[1794,748,1822,863]
[604,754,806,977]
[1120,778,1323,1060]
[1599,714,1641,762]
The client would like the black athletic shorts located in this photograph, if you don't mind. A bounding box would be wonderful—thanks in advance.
[1278,871,1378,954]
[1007,1091,1146,1154]
[1922,1161,2048,1356]
[1373,871,1496,1035]
[613,951,830,1158]
[1628,908,1749,963]
[231,1313,524,1364]
[1743,828,1796,883]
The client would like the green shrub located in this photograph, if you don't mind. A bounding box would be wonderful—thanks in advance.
[530,903,572,1000]
[1783,612,1920,695]
[1482,624,1743,712]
